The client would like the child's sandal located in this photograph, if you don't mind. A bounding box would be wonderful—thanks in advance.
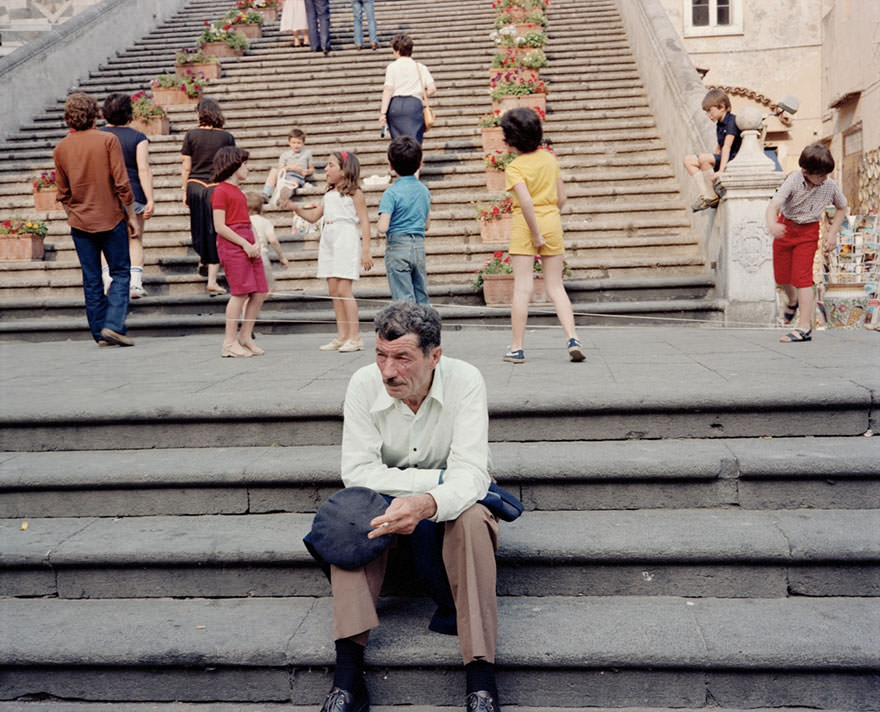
[779,328,812,343]
[782,301,798,324]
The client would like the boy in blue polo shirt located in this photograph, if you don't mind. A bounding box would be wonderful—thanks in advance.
[377,136,431,304]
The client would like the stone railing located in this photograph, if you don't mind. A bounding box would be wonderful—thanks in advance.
[0,0,185,143]
[615,0,717,234]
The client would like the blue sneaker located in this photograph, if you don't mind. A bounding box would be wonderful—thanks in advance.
[503,348,525,364]
[567,338,585,362]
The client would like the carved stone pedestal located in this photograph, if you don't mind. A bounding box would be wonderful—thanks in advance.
[713,107,785,327]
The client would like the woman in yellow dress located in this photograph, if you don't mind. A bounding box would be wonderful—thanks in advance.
[501,107,585,364]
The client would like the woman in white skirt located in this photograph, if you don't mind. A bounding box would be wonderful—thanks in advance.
[291,150,373,352]
[280,0,309,46]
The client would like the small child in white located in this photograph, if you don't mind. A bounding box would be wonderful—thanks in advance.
[291,150,373,352]
[246,192,288,290]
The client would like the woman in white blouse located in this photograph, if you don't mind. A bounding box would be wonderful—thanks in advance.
[379,34,436,145]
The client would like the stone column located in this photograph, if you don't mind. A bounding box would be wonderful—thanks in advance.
[712,107,786,327]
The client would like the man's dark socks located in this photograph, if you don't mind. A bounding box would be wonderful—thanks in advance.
[333,638,365,692]
[465,659,498,701]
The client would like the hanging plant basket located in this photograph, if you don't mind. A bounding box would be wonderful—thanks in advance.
[131,116,171,136]
[0,234,44,261]
[33,188,61,212]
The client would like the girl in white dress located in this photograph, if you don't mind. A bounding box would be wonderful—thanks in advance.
[292,151,373,352]
[279,0,308,46]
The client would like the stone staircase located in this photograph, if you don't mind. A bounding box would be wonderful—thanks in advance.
[0,326,879,710]
[0,0,723,341]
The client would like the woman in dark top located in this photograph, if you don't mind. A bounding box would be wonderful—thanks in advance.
[181,97,235,295]
[100,93,154,298]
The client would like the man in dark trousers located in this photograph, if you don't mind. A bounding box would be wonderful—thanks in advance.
[304,0,332,55]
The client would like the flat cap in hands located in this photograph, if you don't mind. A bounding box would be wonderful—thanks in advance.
[309,486,392,570]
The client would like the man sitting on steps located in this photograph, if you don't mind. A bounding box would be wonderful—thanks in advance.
[315,301,502,712]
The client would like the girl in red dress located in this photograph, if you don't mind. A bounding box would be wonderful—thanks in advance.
[211,147,269,357]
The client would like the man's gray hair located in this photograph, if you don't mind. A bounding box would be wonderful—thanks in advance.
[374,301,441,354]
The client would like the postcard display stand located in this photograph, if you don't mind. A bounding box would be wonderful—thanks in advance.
[823,214,879,329]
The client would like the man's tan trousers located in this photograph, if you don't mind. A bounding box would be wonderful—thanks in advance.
[330,503,499,664]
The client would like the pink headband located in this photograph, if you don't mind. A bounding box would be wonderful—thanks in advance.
[340,151,349,163]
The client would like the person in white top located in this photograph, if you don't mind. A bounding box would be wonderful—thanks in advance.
[315,301,503,712]
[379,34,436,145]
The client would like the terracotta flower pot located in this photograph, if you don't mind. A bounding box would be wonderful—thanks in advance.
[176,61,221,80]
[485,168,506,192]
[131,116,171,136]
[481,272,547,306]
[515,22,542,34]
[493,93,546,113]
[0,234,44,261]
[253,7,277,23]
[479,215,512,244]
[481,126,506,154]
[33,188,61,212]
[234,23,262,39]
[200,41,244,58]
[152,86,198,107]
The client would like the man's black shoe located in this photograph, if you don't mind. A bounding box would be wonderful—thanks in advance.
[318,685,369,712]
[466,690,499,712]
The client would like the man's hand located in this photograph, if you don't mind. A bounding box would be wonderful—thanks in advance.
[368,494,437,539]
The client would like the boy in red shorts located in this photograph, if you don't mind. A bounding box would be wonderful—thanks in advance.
[765,143,847,342]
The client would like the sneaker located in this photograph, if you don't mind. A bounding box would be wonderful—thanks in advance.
[567,338,586,362]
[338,339,364,353]
[130,285,147,299]
[503,348,525,364]
[319,338,345,351]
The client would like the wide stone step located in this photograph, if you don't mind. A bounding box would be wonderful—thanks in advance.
[0,707,856,712]
[3,437,876,517]
[1,596,876,708]
[3,509,878,599]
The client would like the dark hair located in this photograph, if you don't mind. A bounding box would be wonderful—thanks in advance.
[330,150,361,197]
[500,107,542,153]
[391,34,414,56]
[197,97,225,128]
[288,128,306,141]
[701,88,731,111]
[102,93,133,126]
[799,142,835,174]
[387,136,422,176]
[64,92,99,131]
[212,146,249,182]
[374,301,441,354]
[245,191,263,214]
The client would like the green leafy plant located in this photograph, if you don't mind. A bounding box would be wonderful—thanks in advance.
[32,171,57,190]
[473,251,513,289]
[519,48,548,69]
[236,0,278,9]
[223,9,265,25]
[485,150,517,171]
[521,30,547,48]
[474,194,514,222]
[478,109,504,128]
[490,70,548,100]
[490,49,521,69]
[150,72,206,99]
[175,48,219,64]
[198,22,250,50]
[130,91,167,121]
[0,217,49,238]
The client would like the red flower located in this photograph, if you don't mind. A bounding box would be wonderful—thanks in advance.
[493,251,504,258]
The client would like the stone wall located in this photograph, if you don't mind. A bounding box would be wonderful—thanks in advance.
[615,0,717,249]
[0,0,185,142]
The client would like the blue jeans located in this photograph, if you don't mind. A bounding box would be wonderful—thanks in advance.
[384,233,429,304]
[71,221,131,342]
[304,0,331,51]
[351,0,377,45]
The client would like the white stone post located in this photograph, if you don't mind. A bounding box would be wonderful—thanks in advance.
[712,107,786,327]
